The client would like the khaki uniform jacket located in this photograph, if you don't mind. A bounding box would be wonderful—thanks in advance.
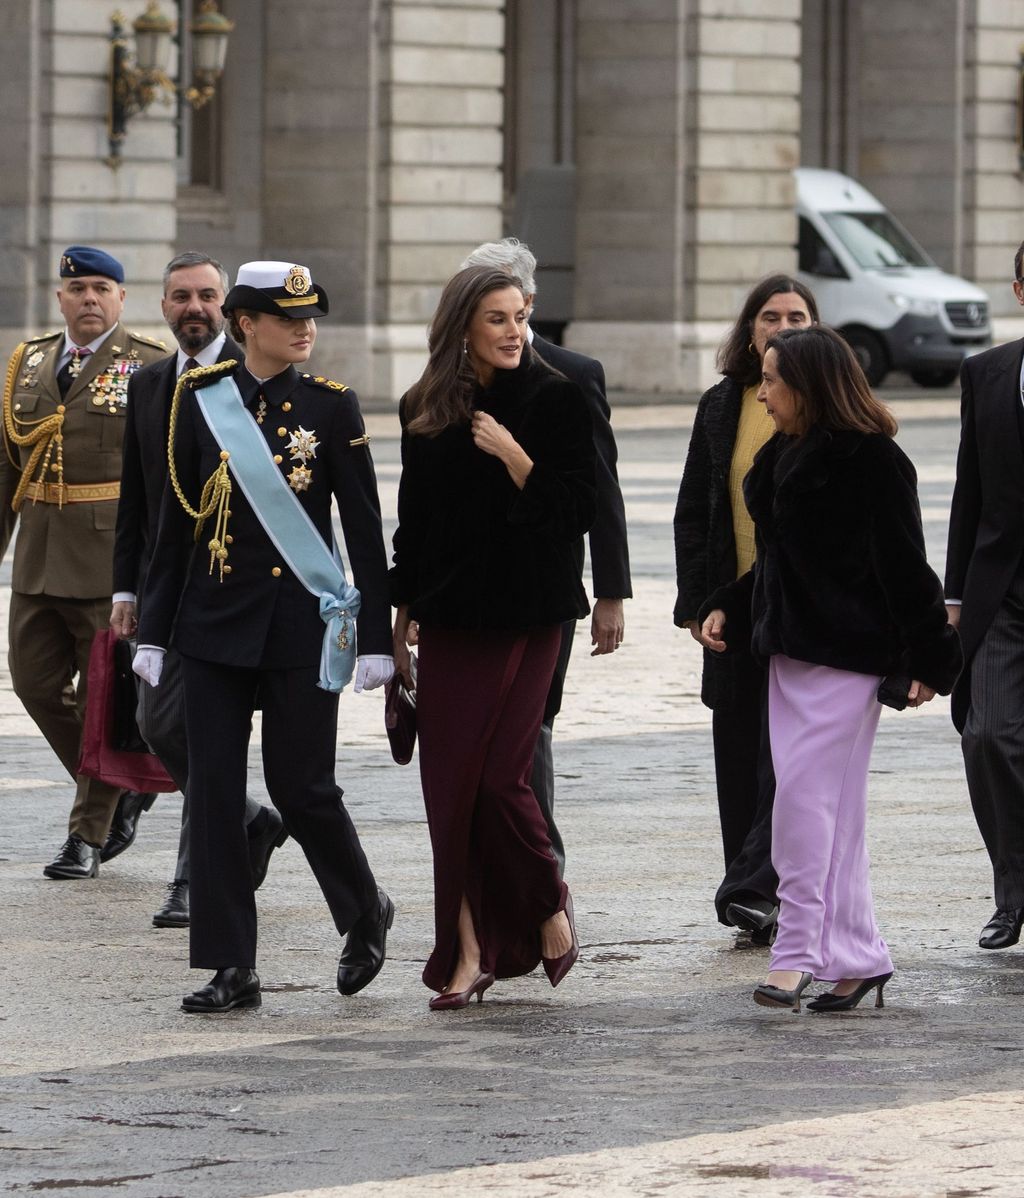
[0,322,166,598]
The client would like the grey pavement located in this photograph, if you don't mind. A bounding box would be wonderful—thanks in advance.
[4,390,1024,1197]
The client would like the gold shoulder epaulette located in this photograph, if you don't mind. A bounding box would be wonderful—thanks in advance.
[24,330,61,345]
[186,358,239,388]
[127,330,167,350]
[302,372,349,393]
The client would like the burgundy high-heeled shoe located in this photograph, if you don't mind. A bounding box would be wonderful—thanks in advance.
[543,894,579,987]
[428,970,495,1011]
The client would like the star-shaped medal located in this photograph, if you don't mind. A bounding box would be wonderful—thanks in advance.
[288,464,312,492]
[285,426,319,462]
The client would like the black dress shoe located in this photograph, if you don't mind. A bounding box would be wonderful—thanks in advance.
[247,808,288,890]
[99,790,157,862]
[152,879,189,928]
[337,888,394,996]
[726,898,779,935]
[979,907,1024,950]
[181,967,261,1013]
[43,834,100,880]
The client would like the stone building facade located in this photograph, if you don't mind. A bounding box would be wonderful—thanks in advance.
[2,0,1023,399]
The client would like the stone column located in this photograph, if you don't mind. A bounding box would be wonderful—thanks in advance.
[567,0,801,395]
[963,0,1024,334]
[370,0,506,401]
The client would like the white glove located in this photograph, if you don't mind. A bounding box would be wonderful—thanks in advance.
[132,646,166,688]
[354,654,395,693]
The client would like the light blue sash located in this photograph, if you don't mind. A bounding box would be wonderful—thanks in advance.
[194,375,360,693]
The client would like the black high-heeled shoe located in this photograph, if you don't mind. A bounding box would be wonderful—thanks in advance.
[806,971,892,1012]
[753,971,813,1011]
[543,894,579,987]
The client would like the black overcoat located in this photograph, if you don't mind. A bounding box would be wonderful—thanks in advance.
[701,426,962,693]
[673,376,754,708]
[389,348,596,630]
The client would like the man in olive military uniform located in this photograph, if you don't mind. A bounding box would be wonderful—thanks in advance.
[0,245,166,879]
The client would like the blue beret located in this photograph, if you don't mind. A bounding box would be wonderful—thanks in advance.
[59,245,125,284]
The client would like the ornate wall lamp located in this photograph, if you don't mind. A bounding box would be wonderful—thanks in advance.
[107,1,234,166]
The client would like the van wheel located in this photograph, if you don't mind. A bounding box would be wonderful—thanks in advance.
[840,328,888,386]
[909,368,958,388]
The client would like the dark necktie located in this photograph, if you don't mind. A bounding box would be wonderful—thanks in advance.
[182,357,199,376]
[57,347,91,399]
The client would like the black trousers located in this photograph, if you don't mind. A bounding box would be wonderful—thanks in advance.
[528,618,576,876]
[181,655,378,969]
[710,653,779,924]
[962,569,1024,910]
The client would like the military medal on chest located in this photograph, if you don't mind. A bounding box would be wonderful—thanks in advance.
[19,348,45,389]
[284,424,318,492]
[89,350,143,413]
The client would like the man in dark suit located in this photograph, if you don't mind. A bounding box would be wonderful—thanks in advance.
[462,239,632,873]
[946,239,1024,950]
[110,252,286,928]
[0,246,166,880]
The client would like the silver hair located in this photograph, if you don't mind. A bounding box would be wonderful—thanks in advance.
[162,251,229,295]
[460,237,537,296]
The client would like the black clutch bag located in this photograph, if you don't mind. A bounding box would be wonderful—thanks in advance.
[384,674,417,764]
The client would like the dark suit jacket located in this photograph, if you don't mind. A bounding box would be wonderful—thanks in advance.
[530,332,631,599]
[113,336,242,597]
[138,362,393,669]
[945,338,1024,730]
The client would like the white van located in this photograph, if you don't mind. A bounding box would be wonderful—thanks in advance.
[795,168,990,387]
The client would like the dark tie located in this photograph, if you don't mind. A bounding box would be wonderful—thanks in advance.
[57,347,91,399]
[182,357,199,375]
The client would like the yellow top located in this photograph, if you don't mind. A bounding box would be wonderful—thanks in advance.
[728,383,775,578]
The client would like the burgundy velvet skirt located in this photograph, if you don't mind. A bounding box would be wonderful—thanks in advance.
[415,623,568,991]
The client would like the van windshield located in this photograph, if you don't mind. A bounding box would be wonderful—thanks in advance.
[823,212,933,270]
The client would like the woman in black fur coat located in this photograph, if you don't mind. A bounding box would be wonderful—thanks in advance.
[390,266,596,1010]
[699,326,961,1012]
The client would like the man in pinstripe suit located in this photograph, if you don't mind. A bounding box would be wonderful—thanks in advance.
[110,252,286,928]
[946,241,1024,951]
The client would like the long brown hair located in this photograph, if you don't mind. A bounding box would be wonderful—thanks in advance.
[766,326,897,437]
[405,266,525,437]
[718,275,820,386]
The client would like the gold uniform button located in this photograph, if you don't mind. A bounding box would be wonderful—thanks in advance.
[277,426,287,437]
[223,565,232,575]
[13,403,20,411]
[220,450,230,461]
[282,401,292,412]
[225,535,233,544]
[56,404,66,414]
[273,454,283,464]
[271,566,282,577]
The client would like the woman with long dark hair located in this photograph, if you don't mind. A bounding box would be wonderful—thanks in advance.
[699,325,961,1011]
[674,275,819,943]
[391,265,595,1009]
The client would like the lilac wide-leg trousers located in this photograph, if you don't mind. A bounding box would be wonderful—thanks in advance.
[768,655,894,982]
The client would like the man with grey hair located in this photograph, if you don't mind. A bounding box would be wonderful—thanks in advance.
[461,237,632,874]
[110,251,286,927]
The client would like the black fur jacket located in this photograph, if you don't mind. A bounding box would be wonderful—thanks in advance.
[699,425,962,692]
[390,349,596,631]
